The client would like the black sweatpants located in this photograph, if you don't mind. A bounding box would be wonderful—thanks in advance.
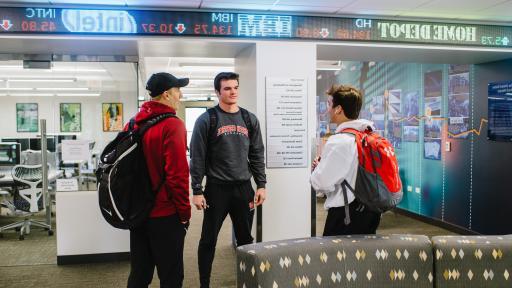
[198,180,255,288]
[128,214,187,288]
[323,199,381,236]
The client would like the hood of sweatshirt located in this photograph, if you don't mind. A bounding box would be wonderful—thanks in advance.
[335,119,376,133]
[135,101,176,124]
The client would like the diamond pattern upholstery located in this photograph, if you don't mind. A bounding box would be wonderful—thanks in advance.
[237,234,434,287]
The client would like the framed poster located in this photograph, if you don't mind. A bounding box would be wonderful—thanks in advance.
[60,103,81,132]
[102,103,124,132]
[16,103,38,132]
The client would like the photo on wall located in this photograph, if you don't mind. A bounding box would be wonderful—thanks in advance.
[449,73,470,95]
[387,89,402,120]
[404,91,419,126]
[102,103,124,132]
[424,70,442,98]
[424,138,442,160]
[371,95,385,114]
[424,97,441,116]
[448,93,470,117]
[387,120,402,149]
[16,103,38,132]
[448,117,470,138]
[449,64,470,75]
[403,126,419,142]
[60,103,81,132]
[424,118,443,139]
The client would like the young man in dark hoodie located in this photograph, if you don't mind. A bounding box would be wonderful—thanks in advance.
[190,72,267,288]
[127,72,191,288]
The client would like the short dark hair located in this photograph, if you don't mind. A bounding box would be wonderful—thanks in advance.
[327,85,363,120]
[214,72,239,92]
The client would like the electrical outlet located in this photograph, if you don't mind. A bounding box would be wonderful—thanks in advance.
[445,141,451,152]
[407,185,413,192]
[415,187,421,194]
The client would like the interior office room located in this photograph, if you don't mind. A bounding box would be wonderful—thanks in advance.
[0,0,512,287]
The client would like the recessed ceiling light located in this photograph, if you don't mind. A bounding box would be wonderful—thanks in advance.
[36,87,89,91]
[52,68,107,73]
[9,93,54,97]
[181,87,215,91]
[55,93,100,97]
[0,87,34,91]
[9,78,76,82]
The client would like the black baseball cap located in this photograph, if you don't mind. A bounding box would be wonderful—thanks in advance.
[146,72,189,97]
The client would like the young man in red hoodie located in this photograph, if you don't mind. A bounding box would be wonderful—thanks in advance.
[127,72,191,288]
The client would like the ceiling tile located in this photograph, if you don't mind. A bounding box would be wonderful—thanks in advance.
[479,1,512,17]
[125,0,201,8]
[271,5,339,13]
[277,0,354,7]
[203,0,277,4]
[201,1,274,10]
[0,0,48,3]
[343,0,431,11]
[50,0,126,5]
[412,0,505,14]
[337,9,407,17]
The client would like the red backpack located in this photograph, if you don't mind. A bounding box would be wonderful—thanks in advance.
[339,127,403,224]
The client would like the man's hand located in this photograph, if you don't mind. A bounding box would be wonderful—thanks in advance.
[255,188,266,206]
[193,195,208,210]
[312,156,321,171]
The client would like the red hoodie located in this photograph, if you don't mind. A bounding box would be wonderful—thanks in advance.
[130,101,191,222]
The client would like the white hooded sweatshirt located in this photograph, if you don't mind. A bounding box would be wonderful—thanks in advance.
[311,119,375,210]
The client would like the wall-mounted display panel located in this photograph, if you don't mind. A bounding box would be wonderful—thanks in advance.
[1,7,512,48]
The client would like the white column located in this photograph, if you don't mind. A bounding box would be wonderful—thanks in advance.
[237,41,317,241]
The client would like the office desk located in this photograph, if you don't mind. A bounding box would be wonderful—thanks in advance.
[56,190,130,265]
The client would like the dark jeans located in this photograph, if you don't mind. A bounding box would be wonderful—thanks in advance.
[198,180,255,288]
[323,199,381,236]
[127,214,188,288]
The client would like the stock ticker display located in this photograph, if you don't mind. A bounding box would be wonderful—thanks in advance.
[1,7,512,48]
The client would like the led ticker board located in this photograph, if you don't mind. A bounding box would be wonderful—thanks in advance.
[1,7,512,48]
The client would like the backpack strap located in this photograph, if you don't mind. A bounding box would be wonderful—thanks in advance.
[340,180,353,225]
[128,117,136,131]
[207,106,253,142]
[207,107,218,144]
[135,112,176,195]
[240,107,253,139]
[137,113,176,137]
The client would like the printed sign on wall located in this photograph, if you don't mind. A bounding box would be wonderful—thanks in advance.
[266,77,308,168]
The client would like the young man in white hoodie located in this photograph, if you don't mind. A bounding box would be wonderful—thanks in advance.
[311,85,381,236]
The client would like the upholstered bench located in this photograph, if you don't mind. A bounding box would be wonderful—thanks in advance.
[237,234,434,288]
[432,235,512,287]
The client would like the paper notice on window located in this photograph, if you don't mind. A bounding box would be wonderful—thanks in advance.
[61,140,90,161]
[56,178,79,192]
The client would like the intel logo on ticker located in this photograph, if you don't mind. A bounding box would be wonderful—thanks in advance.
[62,9,137,33]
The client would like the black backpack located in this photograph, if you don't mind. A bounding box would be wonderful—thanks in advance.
[96,113,175,230]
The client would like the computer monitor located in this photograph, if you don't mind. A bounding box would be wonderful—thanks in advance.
[0,143,21,166]
[29,138,56,152]
[29,138,40,150]
[57,135,77,144]
[47,138,56,152]
[1,138,29,151]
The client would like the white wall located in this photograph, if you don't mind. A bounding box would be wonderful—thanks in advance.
[0,91,138,152]
[237,42,317,241]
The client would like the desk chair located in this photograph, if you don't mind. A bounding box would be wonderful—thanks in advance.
[21,150,57,169]
[0,165,53,240]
